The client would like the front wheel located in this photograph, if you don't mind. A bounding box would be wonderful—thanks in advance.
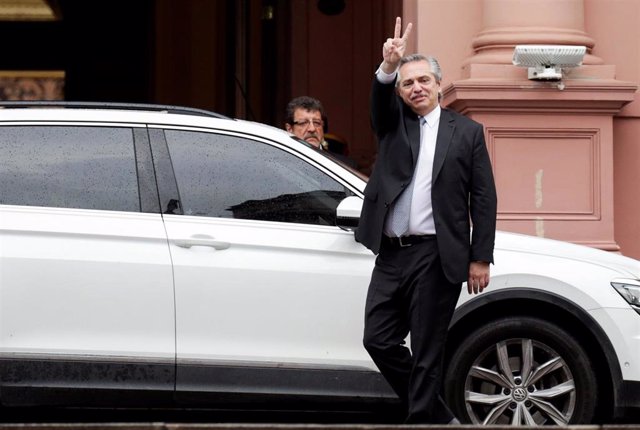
[444,316,597,426]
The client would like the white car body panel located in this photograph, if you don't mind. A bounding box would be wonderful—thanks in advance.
[164,214,375,369]
[588,308,640,380]
[0,205,175,360]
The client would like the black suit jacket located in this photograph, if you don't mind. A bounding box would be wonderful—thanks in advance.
[355,76,497,284]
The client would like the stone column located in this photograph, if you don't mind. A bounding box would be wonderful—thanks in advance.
[443,0,636,251]
[465,0,602,68]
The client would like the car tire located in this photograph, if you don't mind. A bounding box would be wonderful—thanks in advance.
[444,316,597,425]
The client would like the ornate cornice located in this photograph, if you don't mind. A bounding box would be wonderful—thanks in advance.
[0,0,59,21]
[443,76,637,115]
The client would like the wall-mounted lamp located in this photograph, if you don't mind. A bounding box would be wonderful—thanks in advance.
[513,45,586,81]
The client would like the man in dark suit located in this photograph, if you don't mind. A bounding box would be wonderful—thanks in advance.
[356,17,497,424]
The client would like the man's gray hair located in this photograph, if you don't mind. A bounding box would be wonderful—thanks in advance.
[396,54,443,86]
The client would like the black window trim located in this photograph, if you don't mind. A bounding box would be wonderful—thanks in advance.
[148,127,183,216]
[134,127,161,214]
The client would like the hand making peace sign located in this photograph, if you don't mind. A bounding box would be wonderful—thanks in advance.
[381,16,413,74]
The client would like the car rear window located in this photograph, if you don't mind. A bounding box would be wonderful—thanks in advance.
[0,126,140,212]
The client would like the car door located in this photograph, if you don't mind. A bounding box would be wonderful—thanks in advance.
[151,127,387,402]
[0,124,175,405]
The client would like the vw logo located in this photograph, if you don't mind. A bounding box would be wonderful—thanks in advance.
[513,387,528,402]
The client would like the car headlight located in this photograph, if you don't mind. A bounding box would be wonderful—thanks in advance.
[611,278,640,314]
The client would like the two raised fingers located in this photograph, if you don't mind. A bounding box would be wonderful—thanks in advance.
[393,16,412,42]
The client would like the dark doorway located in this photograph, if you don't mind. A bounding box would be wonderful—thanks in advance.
[58,0,155,103]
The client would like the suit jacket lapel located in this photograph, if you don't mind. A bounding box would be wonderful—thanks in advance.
[433,109,455,182]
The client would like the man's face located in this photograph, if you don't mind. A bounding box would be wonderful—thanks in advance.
[286,108,324,148]
[397,60,441,116]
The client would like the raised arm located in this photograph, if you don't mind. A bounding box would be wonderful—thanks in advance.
[371,17,413,135]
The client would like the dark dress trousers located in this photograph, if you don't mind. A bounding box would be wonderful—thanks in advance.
[357,75,497,424]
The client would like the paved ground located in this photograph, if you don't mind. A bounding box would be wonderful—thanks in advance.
[0,408,637,427]
[0,423,635,430]
[0,409,400,425]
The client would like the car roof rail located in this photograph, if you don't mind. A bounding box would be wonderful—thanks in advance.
[0,101,231,119]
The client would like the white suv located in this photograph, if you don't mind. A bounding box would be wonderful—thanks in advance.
[0,102,638,425]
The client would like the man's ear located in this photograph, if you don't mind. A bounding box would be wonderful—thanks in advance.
[285,124,293,133]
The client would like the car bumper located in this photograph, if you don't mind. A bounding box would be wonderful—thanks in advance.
[615,380,640,419]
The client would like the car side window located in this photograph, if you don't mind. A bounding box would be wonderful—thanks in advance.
[164,130,349,225]
[0,126,140,212]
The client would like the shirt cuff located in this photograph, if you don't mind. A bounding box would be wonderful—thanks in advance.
[375,66,397,84]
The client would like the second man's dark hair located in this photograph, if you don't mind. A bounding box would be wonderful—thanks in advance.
[285,96,327,128]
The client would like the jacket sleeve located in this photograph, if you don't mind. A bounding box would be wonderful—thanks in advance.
[370,76,400,139]
[469,123,498,263]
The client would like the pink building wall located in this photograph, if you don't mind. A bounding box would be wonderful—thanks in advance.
[404,0,640,259]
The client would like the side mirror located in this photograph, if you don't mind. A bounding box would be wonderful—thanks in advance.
[336,195,362,231]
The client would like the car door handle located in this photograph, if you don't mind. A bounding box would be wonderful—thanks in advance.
[173,234,230,250]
